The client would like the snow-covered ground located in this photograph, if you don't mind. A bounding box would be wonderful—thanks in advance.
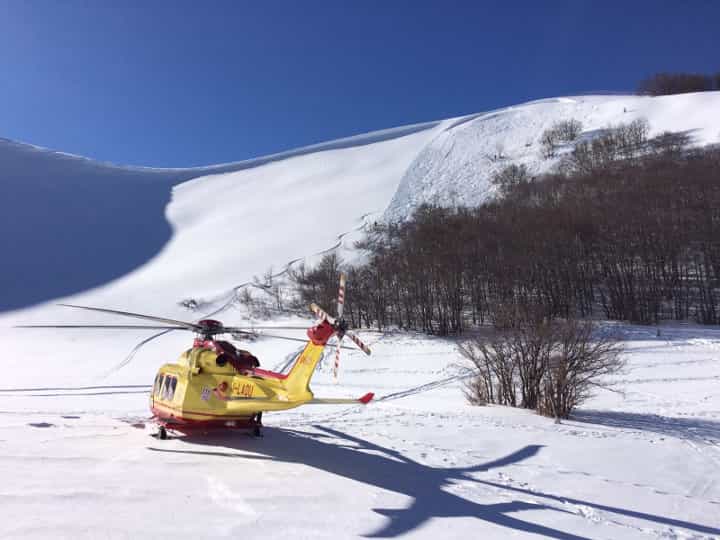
[1,92,720,539]
[1,326,719,539]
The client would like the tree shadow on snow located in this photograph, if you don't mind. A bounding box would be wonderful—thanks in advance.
[147,426,720,538]
[572,409,720,445]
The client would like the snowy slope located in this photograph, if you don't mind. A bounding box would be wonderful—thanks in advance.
[386,93,720,221]
[3,93,719,316]
[0,120,439,312]
[1,93,719,539]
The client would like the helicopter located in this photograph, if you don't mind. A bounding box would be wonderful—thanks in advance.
[17,274,372,439]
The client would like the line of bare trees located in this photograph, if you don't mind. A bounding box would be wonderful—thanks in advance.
[637,71,720,96]
[294,135,719,333]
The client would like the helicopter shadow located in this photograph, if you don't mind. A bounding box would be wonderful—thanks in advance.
[147,426,720,538]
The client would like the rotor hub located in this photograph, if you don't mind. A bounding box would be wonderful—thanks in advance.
[197,319,224,338]
[335,318,348,338]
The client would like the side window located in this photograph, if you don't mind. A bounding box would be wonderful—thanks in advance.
[169,377,178,400]
[155,375,165,398]
[161,376,171,400]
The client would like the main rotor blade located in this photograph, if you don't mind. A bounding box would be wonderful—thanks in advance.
[222,325,309,332]
[253,333,309,344]
[57,304,200,330]
[101,328,177,379]
[252,332,355,350]
[346,330,371,355]
[15,324,189,330]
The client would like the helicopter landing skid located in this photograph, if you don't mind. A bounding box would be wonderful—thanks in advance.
[150,413,263,439]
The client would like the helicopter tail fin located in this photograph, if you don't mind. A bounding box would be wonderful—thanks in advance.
[283,319,335,399]
[283,341,327,398]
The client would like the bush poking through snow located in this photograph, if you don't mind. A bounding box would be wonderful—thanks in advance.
[555,119,583,142]
[460,316,623,419]
[491,164,531,198]
[540,119,583,159]
[565,118,650,174]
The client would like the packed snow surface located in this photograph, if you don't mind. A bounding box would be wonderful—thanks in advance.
[1,93,719,538]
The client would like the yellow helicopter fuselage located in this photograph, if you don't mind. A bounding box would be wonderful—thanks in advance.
[150,334,332,429]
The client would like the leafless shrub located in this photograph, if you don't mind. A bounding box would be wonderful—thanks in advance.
[179,298,199,311]
[540,120,584,159]
[254,266,285,311]
[491,164,531,197]
[556,119,583,142]
[237,287,271,319]
[540,128,560,159]
[459,336,517,407]
[536,320,624,419]
[650,131,691,157]
[460,317,623,418]
[566,118,650,174]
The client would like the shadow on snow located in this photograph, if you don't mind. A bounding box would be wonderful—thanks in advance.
[572,409,720,445]
[148,426,719,538]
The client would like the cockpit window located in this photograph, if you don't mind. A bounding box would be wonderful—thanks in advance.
[162,376,171,400]
[155,374,178,401]
[155,374,165,398]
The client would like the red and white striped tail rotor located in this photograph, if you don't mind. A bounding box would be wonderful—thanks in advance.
[310,302,335,325]
[337,273,346,319]
[333,272,347,382]
[309,273,370,383]
[345,330,371,356]
[333,337,342,383]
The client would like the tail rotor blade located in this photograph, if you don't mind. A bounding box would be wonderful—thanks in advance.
[333,336,343,383]
[346,330,371,356]
[310,303,336,325]
[337,272,346,319]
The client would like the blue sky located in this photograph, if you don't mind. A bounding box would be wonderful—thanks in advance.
[0,0,718,167]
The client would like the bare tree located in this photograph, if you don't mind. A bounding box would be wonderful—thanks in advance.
[491,164,531,198]
[290,253,343,312]
[537,320,624,419]
[461,317,623,418]
[638,72,713,95]
[541,120,583,160]
[540,128,560,159]
[555,119,583,142]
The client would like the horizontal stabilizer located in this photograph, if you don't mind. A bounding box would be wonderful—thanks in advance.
[308,392,374,405]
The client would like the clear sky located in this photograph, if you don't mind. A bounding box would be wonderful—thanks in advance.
[0,0,718,167]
